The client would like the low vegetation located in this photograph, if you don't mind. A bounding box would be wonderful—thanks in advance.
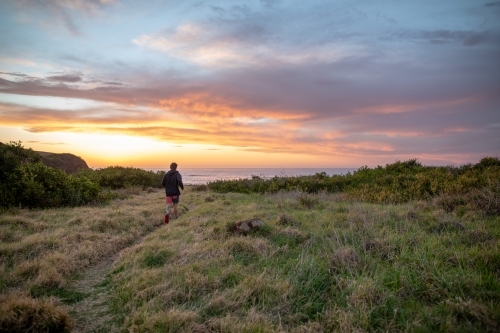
[208,158,500,215]
[0,151,498,332]
[0,189,170,332]
[105,190,499,332]
[0,141,165,209]
[76,166,164,190]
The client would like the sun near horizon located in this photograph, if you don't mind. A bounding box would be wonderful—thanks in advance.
[1,130,487,170]
[2,131,359,169]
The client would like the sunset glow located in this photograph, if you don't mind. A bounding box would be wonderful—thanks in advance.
[1,1,499,168]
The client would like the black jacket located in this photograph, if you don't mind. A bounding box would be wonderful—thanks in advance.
[161,170,184,196]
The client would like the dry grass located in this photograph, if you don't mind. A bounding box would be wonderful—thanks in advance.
[0,187,174,332]
[329,247,361,273]
[105,190,500,332]
[0,291,71,332]
[2,187,499,332]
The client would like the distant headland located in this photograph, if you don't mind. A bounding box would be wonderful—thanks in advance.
[36,151,89,174]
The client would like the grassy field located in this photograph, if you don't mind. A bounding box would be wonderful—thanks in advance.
[1,186,499,332]
[0,187,166,332]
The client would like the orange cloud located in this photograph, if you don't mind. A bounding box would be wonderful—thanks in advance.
[354,96,481,114]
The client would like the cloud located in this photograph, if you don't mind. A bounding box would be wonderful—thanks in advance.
[46,73,83,83]
[260,0,281,9]
[209,5,226,14]
[1,1,499,165]
[1,69,498,163]
[385,29,494,47]
[0,57,37,67]
[419,30,491,46]
[8,0,118,36]
[132,7,359,69]
[14,0,116,14]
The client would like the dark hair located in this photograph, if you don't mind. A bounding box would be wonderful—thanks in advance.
[170,162,178,170]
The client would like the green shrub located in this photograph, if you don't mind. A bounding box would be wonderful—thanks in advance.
[0,142,103,209]
[5,162,102,209]
[0,141,41,178]
[208,157,500,215]
[76,166,164,189]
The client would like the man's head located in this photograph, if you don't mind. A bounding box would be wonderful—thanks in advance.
[170,162,178,170]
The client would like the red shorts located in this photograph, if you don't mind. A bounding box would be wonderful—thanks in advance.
[166,196,179,204]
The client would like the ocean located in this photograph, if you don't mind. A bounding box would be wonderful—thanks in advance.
[150,168,357,185]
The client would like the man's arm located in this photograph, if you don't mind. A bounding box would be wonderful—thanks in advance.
[177,173,184,190]
[161,174,167,188]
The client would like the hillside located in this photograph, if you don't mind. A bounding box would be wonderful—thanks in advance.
[37,151,89,174]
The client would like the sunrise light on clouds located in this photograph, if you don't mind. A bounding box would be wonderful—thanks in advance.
[0,0,499,168]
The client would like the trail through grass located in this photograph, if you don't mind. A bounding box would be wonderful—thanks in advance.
[1,187,499,332]
[66,255,119,333]
[0,188,177,332]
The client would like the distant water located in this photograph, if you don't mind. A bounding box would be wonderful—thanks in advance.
[149,168,357,185]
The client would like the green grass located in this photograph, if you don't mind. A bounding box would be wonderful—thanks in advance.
[103,190,500,332]
[30,286,88,304]
[1,185,499,332]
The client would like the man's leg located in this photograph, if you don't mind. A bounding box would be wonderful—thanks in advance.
[172,196,180,218]
[166,197,173,214]
[173,203,178,218]
[165,196,173,223]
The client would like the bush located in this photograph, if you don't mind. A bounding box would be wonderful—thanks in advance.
[0,141,41,178]
[0,142,103,209]
[4,162,102,209]
[76,166,164,189]
[207,157,500,215]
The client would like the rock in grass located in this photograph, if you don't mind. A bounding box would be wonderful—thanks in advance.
[227,219,265,234]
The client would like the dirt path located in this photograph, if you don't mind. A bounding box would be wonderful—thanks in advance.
[64,221,168,333]
[65,255,122,333]
[63,198,187,332]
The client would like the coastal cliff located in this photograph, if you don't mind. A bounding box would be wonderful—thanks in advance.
[37,151,89,174]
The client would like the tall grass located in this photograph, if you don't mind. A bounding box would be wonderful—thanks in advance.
[104,190,499,332]
[0,188,169,332]
[1,177,499,331]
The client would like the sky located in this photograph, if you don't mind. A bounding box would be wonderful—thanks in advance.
[0,0,499,169]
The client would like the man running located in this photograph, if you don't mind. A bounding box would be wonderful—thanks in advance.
[161,162,184,223]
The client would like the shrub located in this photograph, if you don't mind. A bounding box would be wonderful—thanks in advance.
[0,141,41,178]
[5,162,102,209]
[208,157,500,215]
[192,184,208,191]
[76,166,164,189]
[0,142,103,209]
